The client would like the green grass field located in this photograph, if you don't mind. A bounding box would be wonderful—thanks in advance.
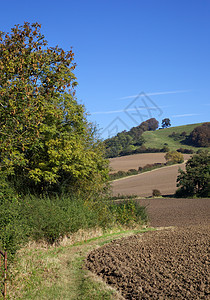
[142,123,209,151]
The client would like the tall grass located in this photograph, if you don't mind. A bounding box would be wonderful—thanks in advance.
[0,186,148,261]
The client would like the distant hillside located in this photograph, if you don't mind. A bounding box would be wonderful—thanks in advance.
[142,123,209,151]
[104,118,159,158]
[104,122,210,158]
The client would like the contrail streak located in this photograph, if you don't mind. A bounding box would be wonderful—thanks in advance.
[120,90,192,100]
[172,113,200,118]
[91,105,169,115]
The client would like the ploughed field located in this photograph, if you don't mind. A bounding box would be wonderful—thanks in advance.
[110,153,192,197]
[86,198,210,299]
[109,153,192,173]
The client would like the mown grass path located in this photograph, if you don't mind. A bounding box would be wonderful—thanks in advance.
[8,228,153,299]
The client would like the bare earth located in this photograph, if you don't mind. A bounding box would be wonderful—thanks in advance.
[138,197,210,228]
[86,198,210,299]
[109,153,192,173]
[111,162,187,197]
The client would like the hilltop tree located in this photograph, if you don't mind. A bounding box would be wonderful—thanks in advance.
[162,118,171,128]
[146,118,159,131]
[176,151,210,197]
[0,22,108,194]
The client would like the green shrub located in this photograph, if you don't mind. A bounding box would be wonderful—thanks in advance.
[165,151,184,164]
[152,189,161,197]
[0,179,29,259]
[110,200,147,226]
[127,169,138,175]
[22,194,114,244]
[0,184,115,256]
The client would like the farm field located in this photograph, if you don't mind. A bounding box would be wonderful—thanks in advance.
[111,162,187,197]
[109,152,192,173]
[138,197,210,227]
[86,198,210,299]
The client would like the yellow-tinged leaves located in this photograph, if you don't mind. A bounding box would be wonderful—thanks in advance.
[0,22,109,194]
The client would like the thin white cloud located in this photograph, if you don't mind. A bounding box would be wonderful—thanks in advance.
[91,105,169,115]
[172,113,200,118]
[90,89,193,115]
[120,90,192,100]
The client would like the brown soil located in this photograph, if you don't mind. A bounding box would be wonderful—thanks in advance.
[109,153,192,173]
[138,197,210,228]
[111,163,187,197]
[86,198,210,299]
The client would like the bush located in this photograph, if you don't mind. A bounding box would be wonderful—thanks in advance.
[161,145,170,152]
[0,185,115,257]
[110,200,148,225]
[152,189,161,197]
[177,148,194,154]
[22,194,114,244]
[165,151,184,164]
[127,169,138,175]
[0,178,149,260]
[0,180,29,260]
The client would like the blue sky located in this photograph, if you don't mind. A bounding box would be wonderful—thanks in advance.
[1,0,209,139]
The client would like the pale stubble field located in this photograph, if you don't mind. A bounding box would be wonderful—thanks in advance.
[110,153,192,197]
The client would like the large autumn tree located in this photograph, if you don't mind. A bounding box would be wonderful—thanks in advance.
[0,22,108,194]
[187,122,210,147]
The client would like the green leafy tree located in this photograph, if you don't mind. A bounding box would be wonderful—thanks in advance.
[165,151,184,164]
[104,118,158,158]
[162,118,171,128]
[176,151,210,197]
[0,22,108,194]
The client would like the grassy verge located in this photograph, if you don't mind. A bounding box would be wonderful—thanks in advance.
[7,227,154,299]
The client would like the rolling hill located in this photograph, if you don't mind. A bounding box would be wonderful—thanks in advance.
[104,121,210,158]
[142,123,208,151]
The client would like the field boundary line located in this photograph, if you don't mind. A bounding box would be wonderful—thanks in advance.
[111,160,188,182]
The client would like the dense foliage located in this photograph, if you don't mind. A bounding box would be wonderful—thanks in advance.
[104,118,159,158]
[165,151,184,164]
[0,23,148,261]
[0,188,147,259]
[176,151,210,197]
[186,123,210,147]
[0,22,108,194]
